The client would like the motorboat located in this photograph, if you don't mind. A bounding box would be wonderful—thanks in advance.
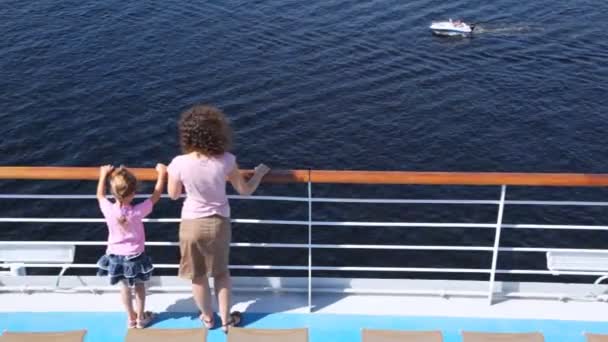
[430,18,475,36]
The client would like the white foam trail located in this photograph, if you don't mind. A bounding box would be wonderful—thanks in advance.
[474,25,540,34]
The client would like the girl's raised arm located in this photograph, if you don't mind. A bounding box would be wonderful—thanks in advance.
[150,164,167,204]
[96,165,114,202]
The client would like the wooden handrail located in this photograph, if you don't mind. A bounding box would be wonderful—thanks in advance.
[1,166,608,186]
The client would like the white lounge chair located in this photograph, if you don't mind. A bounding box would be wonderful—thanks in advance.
[0,244,75,279]
[547,250,608,284]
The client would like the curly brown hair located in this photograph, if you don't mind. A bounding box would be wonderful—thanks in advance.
[179,105,232,156]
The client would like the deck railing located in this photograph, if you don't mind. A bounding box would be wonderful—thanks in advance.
[2,167,608,308]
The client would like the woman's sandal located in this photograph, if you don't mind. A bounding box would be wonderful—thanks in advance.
[127,318,137,329]
[200,313,215,329]
[136,311,155,329]
[222,311,242,334]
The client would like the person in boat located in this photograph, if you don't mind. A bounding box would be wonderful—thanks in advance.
[96,163,166,329]
[167,105,270,333]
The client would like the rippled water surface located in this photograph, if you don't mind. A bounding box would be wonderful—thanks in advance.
[1,0,608,279]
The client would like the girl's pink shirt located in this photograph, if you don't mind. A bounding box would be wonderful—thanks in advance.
[98,198,153,256]
[168,152,236,219]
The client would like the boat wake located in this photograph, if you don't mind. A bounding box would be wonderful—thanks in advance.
[473,25,539,35]
[429,18,540,38]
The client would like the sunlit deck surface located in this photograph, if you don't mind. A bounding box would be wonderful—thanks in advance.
[3,277,608,342]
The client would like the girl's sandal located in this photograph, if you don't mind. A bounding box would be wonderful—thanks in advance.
[222,311,242,334]
[136,311,155,329]
[127,318,137,329]
[200,313,215,329]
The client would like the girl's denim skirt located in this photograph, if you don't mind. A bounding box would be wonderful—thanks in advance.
[97,253,153,287]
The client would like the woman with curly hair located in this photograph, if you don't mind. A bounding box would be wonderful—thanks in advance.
[167,104,270,333]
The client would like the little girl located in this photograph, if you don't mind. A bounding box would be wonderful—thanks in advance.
[96,163,166,329]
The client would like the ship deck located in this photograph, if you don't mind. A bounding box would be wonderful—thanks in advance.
[2,276,608,341]
[4,168,608,341]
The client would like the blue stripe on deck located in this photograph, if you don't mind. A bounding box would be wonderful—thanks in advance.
[2,312,608,341]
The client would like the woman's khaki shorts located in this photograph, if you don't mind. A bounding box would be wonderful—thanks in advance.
[178,215,231,279]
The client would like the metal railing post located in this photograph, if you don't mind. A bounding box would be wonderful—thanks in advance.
[307,169,313,313]
[488,185,507,305]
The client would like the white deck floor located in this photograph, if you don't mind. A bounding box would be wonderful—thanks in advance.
[3,291,608,322]
[2,276,608,322]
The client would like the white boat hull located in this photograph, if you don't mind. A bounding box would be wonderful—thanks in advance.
[430,20,474,37]
[431,29,471,37]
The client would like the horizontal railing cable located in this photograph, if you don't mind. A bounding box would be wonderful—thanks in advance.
[6,262,608,277]
[3,217,608,231]
[6,194,608,207]
[3,241,608,255]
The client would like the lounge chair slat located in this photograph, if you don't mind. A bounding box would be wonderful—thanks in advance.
[586,333,608,342]
[227,327,308,342]
[362,329,443,342]
[462,331,544,342]
[0,330,86,342]
[125,328,207,342]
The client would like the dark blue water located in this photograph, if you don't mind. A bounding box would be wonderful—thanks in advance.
[2,0,608,280]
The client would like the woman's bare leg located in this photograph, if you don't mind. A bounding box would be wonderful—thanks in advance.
[192,276,214,321]
[214,272,232,330]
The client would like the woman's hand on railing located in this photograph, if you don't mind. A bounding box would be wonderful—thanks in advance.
[254,164,270,178]
[229,163,271,196]
[150,163,167,204]
[248,163,271,194]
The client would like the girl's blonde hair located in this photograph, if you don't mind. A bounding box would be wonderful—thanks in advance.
[109,166,137,226]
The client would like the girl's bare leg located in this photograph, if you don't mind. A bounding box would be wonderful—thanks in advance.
[120,282,136,322]
[134,282,146,319]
